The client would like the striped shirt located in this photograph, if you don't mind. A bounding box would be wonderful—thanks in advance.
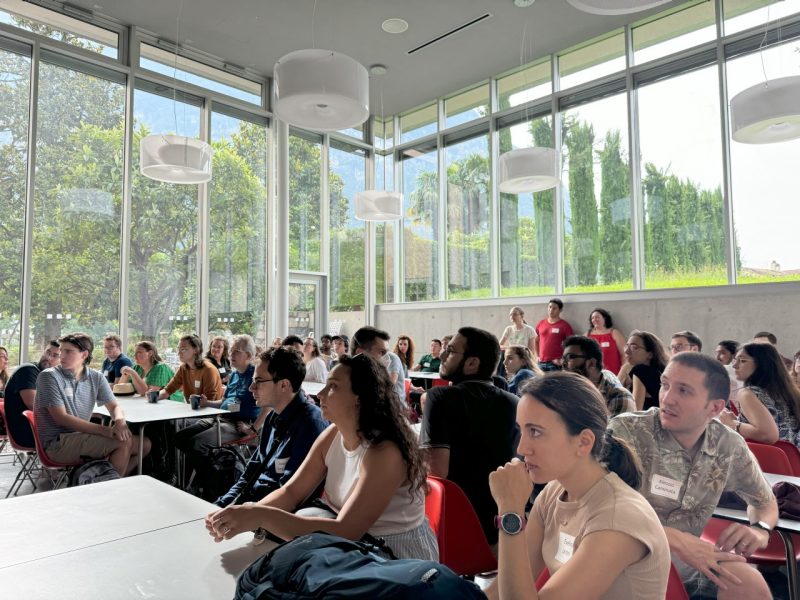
[34,365,114,448]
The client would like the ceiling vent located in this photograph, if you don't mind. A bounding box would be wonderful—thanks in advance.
[407,13,493,55]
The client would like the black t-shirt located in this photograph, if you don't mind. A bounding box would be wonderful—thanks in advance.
[630,363,663,410]
[3,363,40,448]
[420,380,519,544]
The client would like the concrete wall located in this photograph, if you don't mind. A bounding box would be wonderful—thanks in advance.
[375,281,800,359]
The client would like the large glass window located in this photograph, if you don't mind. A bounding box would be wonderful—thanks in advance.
[402,146,439,301]
[638,65,726,289]
[445,134,490,298]
[400,104,437,143]
[633,1,716,65]
[127,88,200,360]
[497,60,552,111]
[289,131,322,272]
[444,85,489,128]
[208,110,268,345]
[727,41,800,284]
[329,141,366,324]
[724,0,800,36]
[375,151,396,304]
[31,61,125,361]
[559,32,625,90]
[562,93,633,292]
[499,116,556,297]
[0,43,30,363]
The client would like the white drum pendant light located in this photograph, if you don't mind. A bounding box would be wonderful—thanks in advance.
[566,0,672,15]
[730,75,800,144]
[498,147,558,194]
[140,134,213,184]
[355,190,402,221]
[274,49,369,132]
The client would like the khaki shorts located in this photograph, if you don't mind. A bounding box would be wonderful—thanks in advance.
[46,432,121,463]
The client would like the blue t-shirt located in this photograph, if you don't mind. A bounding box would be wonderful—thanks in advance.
[101,354,133,383]
[221,363,258,421]
[3,363,40,448]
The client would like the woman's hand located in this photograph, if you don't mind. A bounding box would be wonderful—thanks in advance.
[199,394,209,409]
[207,504,264,542]
[489,458,532,515]
[120,366,134,378]
[718,409,737,429]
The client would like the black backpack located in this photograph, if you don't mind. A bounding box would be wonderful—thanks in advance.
[68,459,121,486]
[194,446,246,502]
[234,532,487,600]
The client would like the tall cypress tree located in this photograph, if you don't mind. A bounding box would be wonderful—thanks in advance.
[565,119,598,286]
[598,129,630,284]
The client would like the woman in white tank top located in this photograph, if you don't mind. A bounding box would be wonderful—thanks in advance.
[207,353,438,560]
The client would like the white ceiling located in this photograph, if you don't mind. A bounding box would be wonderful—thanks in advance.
[63,0,681,115]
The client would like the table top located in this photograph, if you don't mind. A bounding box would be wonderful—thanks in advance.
[302,381,324,396]
[95,395,229,423]
[408,371,442,379]
[712,472,800,534]
[0,476,216,569]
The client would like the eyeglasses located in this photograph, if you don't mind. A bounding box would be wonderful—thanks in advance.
[670,344,689,352]
[563,353,587,361]
[444,346,464,355]
[251,378,276,386]
[624,343,643,351]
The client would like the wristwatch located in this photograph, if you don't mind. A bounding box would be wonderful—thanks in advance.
[750,520,773,533]
[495,512,527,536]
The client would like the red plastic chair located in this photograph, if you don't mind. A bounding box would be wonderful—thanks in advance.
[22,410,82,489]
[774,440,800,477]
[404,378,411,401]
[0,403,39,497]
[424,476,497,577]
[535,563,688,599]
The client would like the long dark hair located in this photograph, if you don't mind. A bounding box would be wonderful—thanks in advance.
[587,307,613,333]
[629,330,668,373]
[337,353,427,496]
[741,342,800,423]
[181,334,206,369]
[205,336,230,366]
[393,335,415,370]
[135,340,163,364]
[0,346,8,385]
[520,372,642,489]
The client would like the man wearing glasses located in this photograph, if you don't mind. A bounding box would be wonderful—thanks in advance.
[419,326,519,546]
[670,330,702,355]
[213,346,327,508]
[35,332,150,476]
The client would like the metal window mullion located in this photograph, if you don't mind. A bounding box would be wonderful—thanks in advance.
[118,67,134,348]
[394,121,403,304]
[275,120,290,337]
[320,134,330,304]
[437,129,447,301]
[489,110,500,298]
[552,53,565,295]
[19,41,40,363]
[198,100,211,341]
[625,24,644,291]
[365,148,375,324]
[265,120,276,342]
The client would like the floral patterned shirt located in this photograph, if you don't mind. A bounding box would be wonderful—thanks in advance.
[608,408,774,537]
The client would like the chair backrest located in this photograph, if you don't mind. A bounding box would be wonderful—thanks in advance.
[0,402,34,452]
[22,410,78,468]
[747,441,793,475]
[773,440,800,477]
[403,378,411,401]
[424,476,497,576]
[536,564,687,599]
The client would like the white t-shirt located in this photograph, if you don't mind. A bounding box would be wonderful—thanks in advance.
[502,324,536,347]
[304,357,328,383]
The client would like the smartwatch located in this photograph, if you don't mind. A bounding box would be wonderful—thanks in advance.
[495,512,527,536]
[750,520,773,533]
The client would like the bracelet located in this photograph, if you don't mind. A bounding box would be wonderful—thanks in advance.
[735,420,742,434]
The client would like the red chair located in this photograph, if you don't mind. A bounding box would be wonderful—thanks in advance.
[746,440,792,474]
[0,403,39,497]
[774,440,800,476]
[424,476,497,577]
[535,563,688,599]
[22,410,82,489]
[404,378,411,401]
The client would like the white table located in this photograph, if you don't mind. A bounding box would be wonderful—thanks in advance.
[0,476,272,599]
[96,396,229,474]
[0,476,216,569]
[407,371,442,380]
[302,381,324,396]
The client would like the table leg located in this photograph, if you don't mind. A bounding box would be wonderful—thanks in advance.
[778,529,799,600]
[138,423,146,475]
[216,416,221,446]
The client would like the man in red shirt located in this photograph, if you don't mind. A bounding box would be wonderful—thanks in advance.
[534,298,574,372]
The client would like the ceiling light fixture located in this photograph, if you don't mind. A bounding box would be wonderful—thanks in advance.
[566,0,671,15]
[382,18,409,34]
[514,0,536,7]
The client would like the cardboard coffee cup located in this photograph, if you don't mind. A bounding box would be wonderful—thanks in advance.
[190,394,202,410]
[147,391,159,403]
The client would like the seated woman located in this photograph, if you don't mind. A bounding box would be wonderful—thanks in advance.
[504,345,542,396]
[159,334,223,402]
[120,341,182,401]
[0,345,9,397]
[205,353,438,561]
[393,335,414,379]
[302,337,329,383]
[621,331,668,411]
[487,372,670,599]
[587,308,626,375]
[206,336,231,386]
[719,342,800,445]
[792,349,800,390]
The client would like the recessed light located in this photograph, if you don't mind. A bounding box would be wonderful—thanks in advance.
[369,64,387,76]
[382,18,408,34]
[514,0,535,6]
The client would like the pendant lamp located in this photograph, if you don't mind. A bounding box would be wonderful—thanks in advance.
[498,146,558,194]
[274,49,369,132]
[566,0,672,15]
[355,190,403,221]
[140,134,213,184]
[730,75,800,144]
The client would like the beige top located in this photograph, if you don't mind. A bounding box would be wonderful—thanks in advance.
[534,472,670,600]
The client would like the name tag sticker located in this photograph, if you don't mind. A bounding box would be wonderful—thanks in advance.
[274,458,289,474]
[650,474,682,500]
[601,341,611,348]
[219,368,226,374]
[64,387,74,399]
[555,531,575,563]
[423,362,430,368]
[194,380,201,388]
[103,370,109,377]
[552,328,560,333]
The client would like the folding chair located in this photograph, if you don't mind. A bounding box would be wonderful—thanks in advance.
[22,410,82,490]
[0,403,39,497]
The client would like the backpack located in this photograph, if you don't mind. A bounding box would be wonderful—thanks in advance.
[234,532,487,600]
[194,446,246,502]
[68,459,121,487]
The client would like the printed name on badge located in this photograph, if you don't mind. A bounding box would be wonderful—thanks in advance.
[601,341,610,347]
[555,531,575,563]
[274,457,289,474]
[194,380,201,388]
[552,328,560,333]
[650,474,682,501]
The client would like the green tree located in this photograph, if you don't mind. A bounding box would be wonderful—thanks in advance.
[564,118,599,286]
[598,129,630,284]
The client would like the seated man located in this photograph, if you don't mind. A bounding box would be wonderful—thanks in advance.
[562,335,635,416]
[420,326,519,545]
[101,334,133,384]
[35,332,150,476]
[753,330,793,371]
[670,330,703,355]
[214,346,328,507]
[3,340,61,449]
[412,339,443,373]
[609,352,777,600]
[352,326,406,409]
[174,334,263,480]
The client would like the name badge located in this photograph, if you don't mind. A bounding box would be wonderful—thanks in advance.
[554,531,575,563]
[219,368,226,374]
[552,328,560,333]
[650,474,682,500]
[194,380,201,389]
[601,341,610,348]
[64,386,74,399]
[274,458,289,474]
[423,362,430,368]
[103,370,109,377]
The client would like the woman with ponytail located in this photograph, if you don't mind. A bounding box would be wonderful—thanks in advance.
[487,372,670,599]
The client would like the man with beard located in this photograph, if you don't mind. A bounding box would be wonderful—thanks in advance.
[419,326,519,545]
[561,335,635,417]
